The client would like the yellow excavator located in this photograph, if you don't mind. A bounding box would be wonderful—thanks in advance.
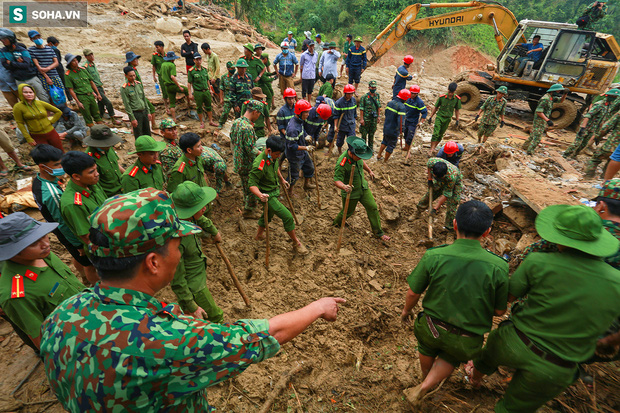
[367,1,620,128]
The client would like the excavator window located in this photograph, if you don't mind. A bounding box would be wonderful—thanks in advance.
[590,37,617,61]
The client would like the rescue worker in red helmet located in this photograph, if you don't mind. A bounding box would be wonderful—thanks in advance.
[392,55,414,99]
[285,99,316,196]
[437,140,464,167]
[377,89,409,162]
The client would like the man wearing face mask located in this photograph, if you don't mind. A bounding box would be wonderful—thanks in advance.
[273,42,299,94]
[27,30,64,104]
[30,144,97,283]
[521,84,566,155]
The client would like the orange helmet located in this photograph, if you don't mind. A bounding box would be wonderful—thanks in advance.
[294,99,312,115]
[403,55,414,64]
[316,103,332,120]
[444,141,459,155]
[409,84,420,94]
[397,89,411,101]
[343,84,356,94]
[283,87,297,98]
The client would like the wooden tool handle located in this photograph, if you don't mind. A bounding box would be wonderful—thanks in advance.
[336,164,355,252]
[215,243,250,307]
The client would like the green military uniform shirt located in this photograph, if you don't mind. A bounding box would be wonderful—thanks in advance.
[160,140,183,176]
[167,154,207,193]
[535,94,554,119]
[318,82,333,98]
[511,251,620,362]
[40,284,280,412]
[230,116,257,175]
[241,99,269,131]
[150,52,165,75]
[244,55,265,81]
[220,73,234,102]
[160,61,177,87]
[434,94,462,120]
[87,147,123,197]
[120,81,152,121]
[120,159,165,192]
[408,239,509,336]
[480,95,507,126]
[65,66,95,95]
[359,92,381,121]
[60,179,107,240]
[188,66,210,91]
[248,151,280,196]
[82,61,103,87]
[427,157,462,198]
[229,73,254,108]
[334,151,369,199]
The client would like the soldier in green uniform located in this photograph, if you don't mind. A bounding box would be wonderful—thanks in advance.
[258,49,277,109]
[521,83,566,155]
[64,53,102,127]
[121,66,154,139]
[39,187,344,412]
[319,73,335,98]
[188,53,217,129]
[126,51,158,131]
[0,212,85,350]
[218,62,237,129]
[160,51,191,123]
[121,135,166,192]
[84,125,124,198]
[427,82,461,153]
[249,135,309,254]
[585,109,620,178]
[200,146,230,194]
[60,151,108,249]
[414,157,463,230]
[230,58,254,118]
[159,119,183,175]
[470,204,620,413]
[359,80,381,149]
[241,87,273,138]
[150,40,170,114]
[167,132,209,193]
[475,86,507,147]
[230,100,262,217]
[564,88,619,158]
[242,43,266,84]
[401,200,509,408]
[171,182,223,322]
[333,136,390,241]
[82,49,119,123]
[340,34,353,78]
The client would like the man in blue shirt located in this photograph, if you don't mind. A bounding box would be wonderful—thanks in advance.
[346,37,367,92]
[403,85,427,158]
[319,42,341,80]
[283,31,298,52]
[515,35,543,76]
[377,89,408,162]
[332,84,358,155]
[273,42,299,95]
[285,99,316,195]
[392,55,413,99]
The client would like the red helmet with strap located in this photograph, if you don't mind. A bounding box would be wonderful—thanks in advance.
[316,103,332,120]
[294,99,312,115]
[283,87,297,98]
[403,55,414,64]
[444,141,459,155]
[343,84,355,94]
[397,89,411,101]
[409,84,420,94]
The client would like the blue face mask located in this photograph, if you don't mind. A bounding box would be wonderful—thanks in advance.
[51,45,57,50]
[33,38,44,46]
[282,49,289,55]
[267,152,272,160]
[44,164,65,176]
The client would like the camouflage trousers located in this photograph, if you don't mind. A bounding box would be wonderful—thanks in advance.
[584,135,619,177]
[239,173,257,211]
[201,148,227,193]
[477,122,498,138]
[218,101,235,127]
[416,181,463,229]
[360,119,378,149]
[563,128,593,158]
[521,119,546,155]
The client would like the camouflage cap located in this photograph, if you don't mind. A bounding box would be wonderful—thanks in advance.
[245,99,263,111]
[171,182,217,220]
[369,80,377,88]
[254,43,264,50]
[88,188,200,258]
[598,178,620,201]
[159,119,177,129]
[129,135,167,154]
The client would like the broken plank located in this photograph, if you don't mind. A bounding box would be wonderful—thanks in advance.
[546,150,581,176]
[515,232,539,251]
[502,205,535,231]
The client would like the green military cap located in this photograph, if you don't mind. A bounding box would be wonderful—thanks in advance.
[84,124,123,147]
[346,136,372,159]
[88,188,200,258]
[497,86,508,94]
[547,83,566,93]
[235,58,249,68]
[354,36,363,42]
[535,204,618,258]
[604,88,620,97]
[171,182,217,220]
[245,99,263,111]
[226,61,234,68]
[83,48,94,56]
[159,119,176,129]
[243,43,255,52]
[329,41,337,48]
[597,178,620,201]
[130,135,167,154]
[369,80,377,88]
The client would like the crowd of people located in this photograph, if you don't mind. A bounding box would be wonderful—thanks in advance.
[0,20,619,413]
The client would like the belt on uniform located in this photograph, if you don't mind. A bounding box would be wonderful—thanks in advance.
[514,327,576,369]
[133,109,146,112]
[424,313,479,338]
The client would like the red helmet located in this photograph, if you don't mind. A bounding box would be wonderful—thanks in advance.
[283,87,297,98]
[294,99,312,115]
[444,141,459,155]
[343,84,356,94]
[397,89,411,101]
[409,84,420,94]
[316,103,332,120]
[403,55,414,65]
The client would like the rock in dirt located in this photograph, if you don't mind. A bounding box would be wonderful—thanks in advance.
[368,280,383,291]
[155,17,183,34]
[516,232,539,251]
[380,195,400,221]
[338,248,355,256]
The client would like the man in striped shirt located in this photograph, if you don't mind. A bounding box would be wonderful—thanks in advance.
[27,30,64,103]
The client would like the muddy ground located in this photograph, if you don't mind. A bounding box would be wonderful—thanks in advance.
[0,2,618,412]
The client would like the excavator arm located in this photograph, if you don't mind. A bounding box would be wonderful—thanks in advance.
[367,1,520,67]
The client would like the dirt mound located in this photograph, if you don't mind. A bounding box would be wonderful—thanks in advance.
[424,45,494,79]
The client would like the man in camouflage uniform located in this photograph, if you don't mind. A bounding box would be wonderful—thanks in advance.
[230,58,254,118]
[414,157,463,230]
[564,88,619,158]
[121,135,166,192]
[427,82,461,153]
[522,84,566,155]
[159,119,183,176]
[218,61,236,129]
[200,146,230,194]
[167,132,209,193]
[576,1,608,29]
[39,187,344,412]
[475,86,507,146]
[241,87,273,138]
[585,109,620,178]
[84,125,124,198]
[258,50,277,109]
[359,80,381,149]
[230,100,262,217]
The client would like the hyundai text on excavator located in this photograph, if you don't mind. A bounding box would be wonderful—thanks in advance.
[367,1,620,128]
